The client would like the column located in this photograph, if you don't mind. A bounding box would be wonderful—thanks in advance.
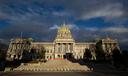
[67,43,68,52]
[56,44,58,53]
[68,43,72,53]
[62,43,64,53]
[72,43,75,55]
[61,43,63,53]
[63,43,66,53]
[102,43,105,51]
[68,43,70,52]
[67,43,69,53]
[58,43,60,53]
[65,43,67,53]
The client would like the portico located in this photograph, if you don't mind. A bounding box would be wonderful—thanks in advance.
[53,24,75,59]
[54,42,74,59]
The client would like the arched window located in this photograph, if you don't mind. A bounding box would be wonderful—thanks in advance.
[58,55,60,58]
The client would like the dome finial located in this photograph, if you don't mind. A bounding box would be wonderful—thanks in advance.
[105,32,110,40]
[63,21,66,26]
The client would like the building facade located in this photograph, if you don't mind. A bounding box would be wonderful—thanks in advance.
[96,37,119,60]
[6,38,31,61]
[31,24,95,60]
[6,24,119,61]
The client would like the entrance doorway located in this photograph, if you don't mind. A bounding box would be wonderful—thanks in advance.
[58,55,60,58]
[63,55,66,59]
[64,53,73,59]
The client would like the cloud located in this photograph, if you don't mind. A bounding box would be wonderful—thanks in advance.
[67,24,79,30]
[80,3,124,20]
[49,24,79,30]
[0,0,127,23]
[0,38,9,44]
[120,39,128,43]
[49,24,59,30]
[84,26,128,34]
[0,0,127,49]
[52,11,70,17]
[85,27,99,31]
[103,27,128,33]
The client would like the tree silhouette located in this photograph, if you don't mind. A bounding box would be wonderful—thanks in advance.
[0,49,2,60]
[22,50,31,62]
[30,48,37,60]
[83,49,92,61]
[121,50,128,69]
[38,47,46,60]
[95,40,106,61]
[0,49,6,71]
[112,47,122,68]
[29,46,46,62]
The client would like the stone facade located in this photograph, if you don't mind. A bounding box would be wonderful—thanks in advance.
[96,38,119,54]
[6,24,119,61]
[6,38,31,61]
[31,24,96,60]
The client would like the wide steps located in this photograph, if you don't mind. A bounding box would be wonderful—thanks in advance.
[14,60,90,72]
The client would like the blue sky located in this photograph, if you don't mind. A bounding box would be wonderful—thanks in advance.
[0,0,128,49]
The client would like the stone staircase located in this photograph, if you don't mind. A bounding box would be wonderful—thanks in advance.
[13,59,90,72]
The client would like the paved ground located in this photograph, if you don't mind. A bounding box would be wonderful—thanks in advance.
[0,63,128,76]
[0,71,128,76]
[0,72,117,76]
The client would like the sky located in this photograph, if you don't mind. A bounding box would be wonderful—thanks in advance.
[0,0,128,49]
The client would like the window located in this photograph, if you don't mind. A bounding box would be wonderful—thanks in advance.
[47,56,49,58]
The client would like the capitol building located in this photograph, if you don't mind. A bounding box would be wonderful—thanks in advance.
[6,24,119,61]
[32,24,96,60]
